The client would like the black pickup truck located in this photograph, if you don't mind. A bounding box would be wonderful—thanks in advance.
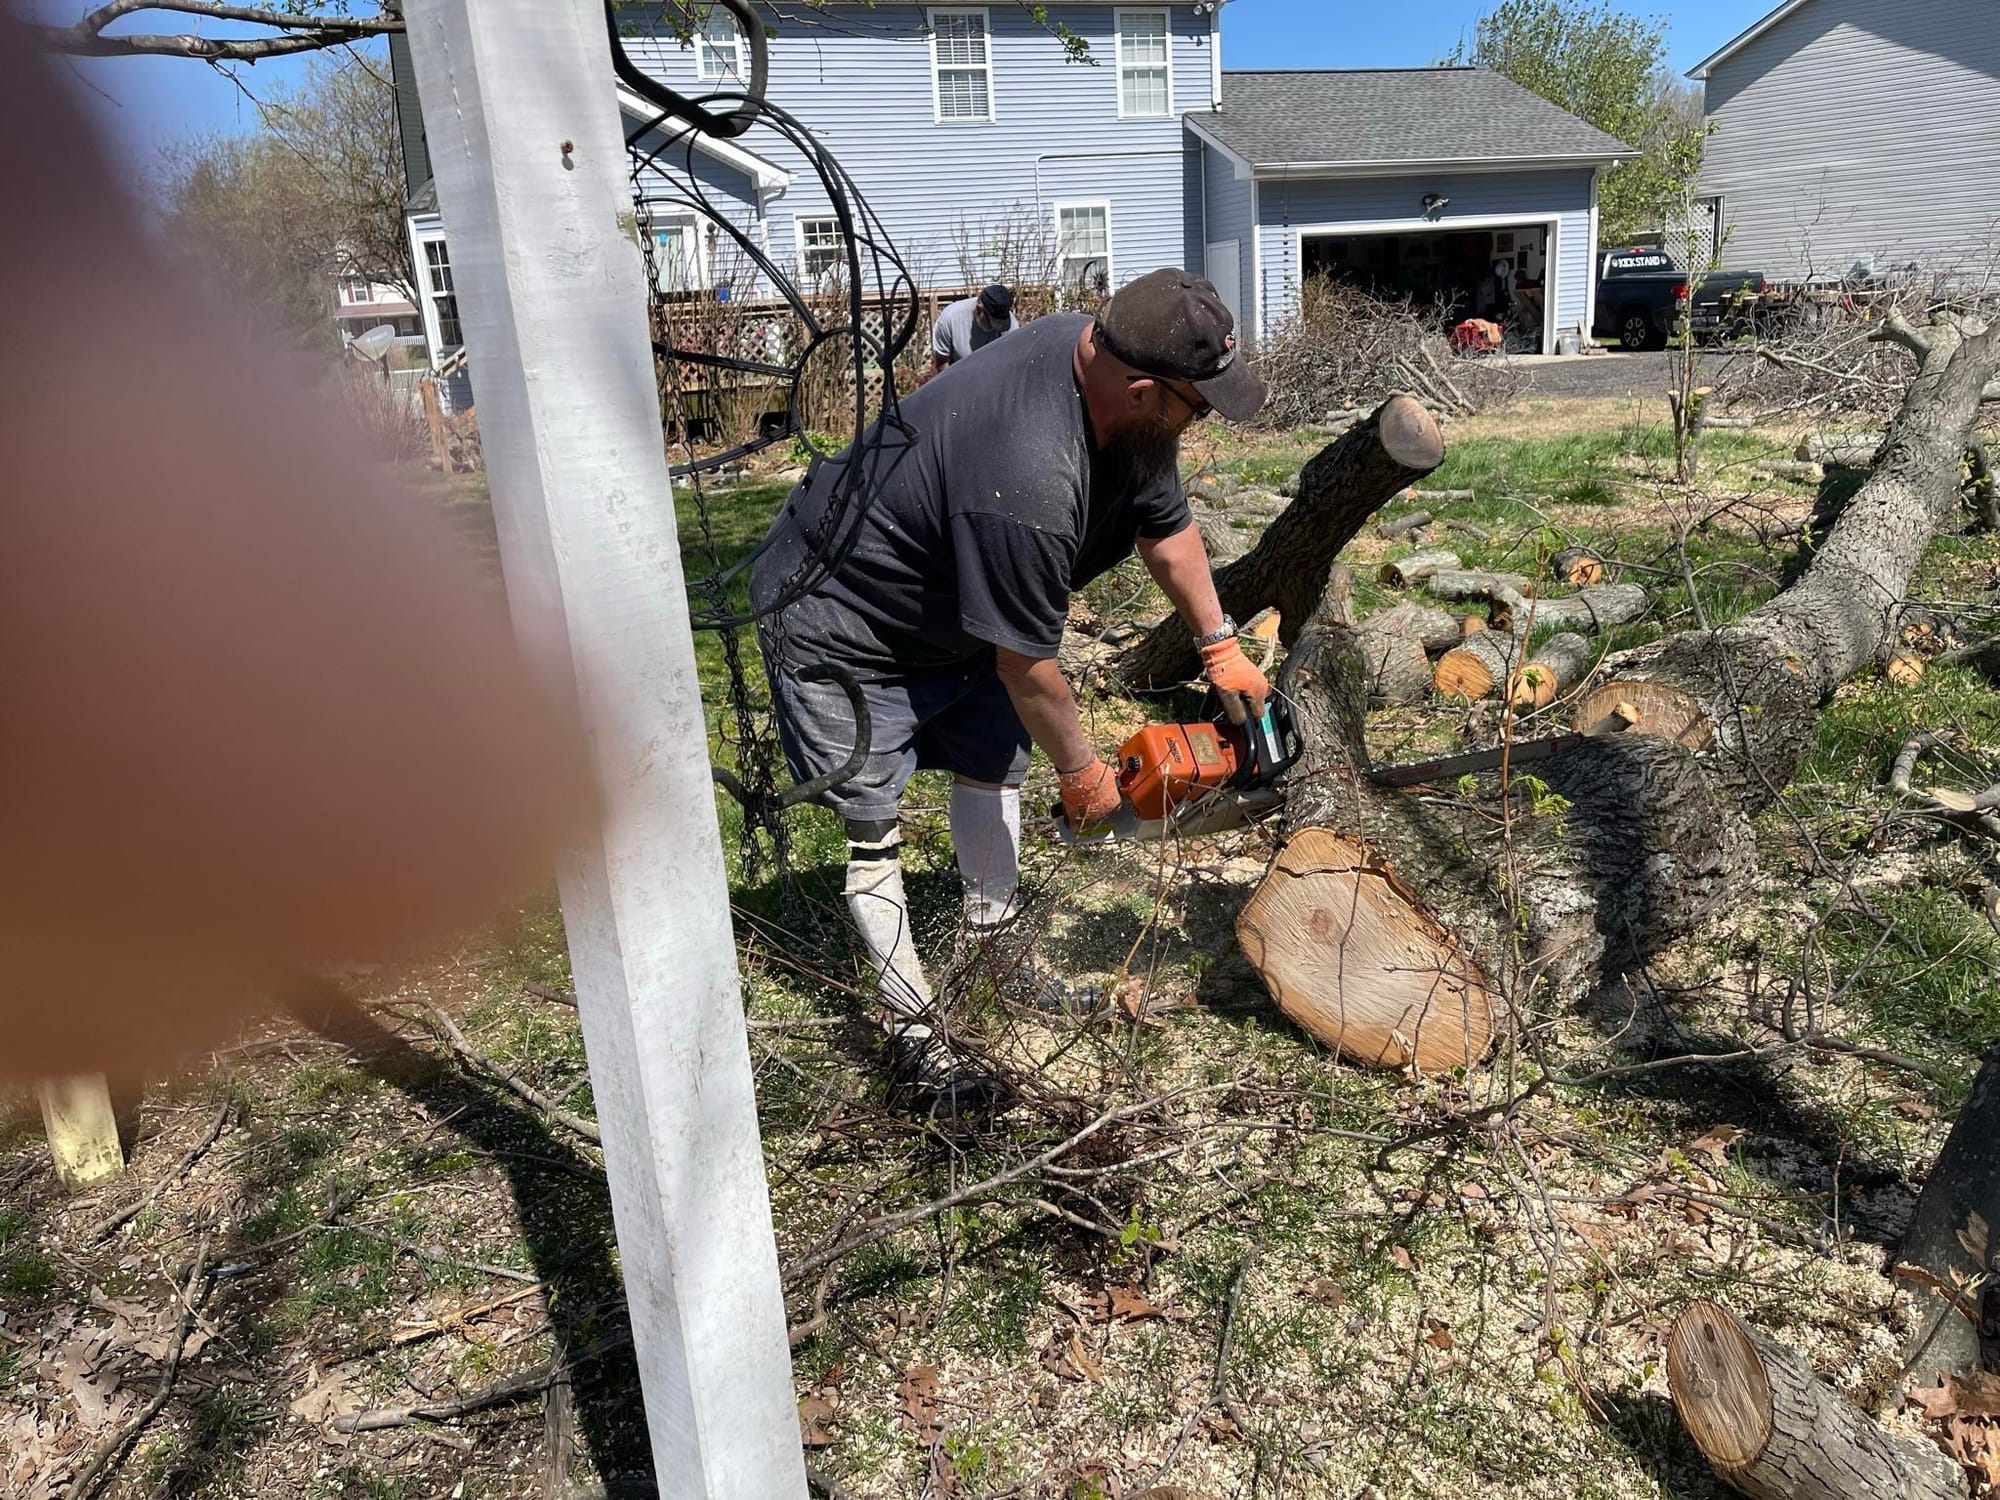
[1592,248,1769,351]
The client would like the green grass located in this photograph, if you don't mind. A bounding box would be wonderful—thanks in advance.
[0,1208,57,1301]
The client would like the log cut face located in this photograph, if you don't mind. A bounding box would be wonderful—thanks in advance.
[1237,830,1497,1072]
[1116,394,1444,689]
[1668,1300,1964,1500]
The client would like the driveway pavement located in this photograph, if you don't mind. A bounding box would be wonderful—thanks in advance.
[1505,350,1729,399]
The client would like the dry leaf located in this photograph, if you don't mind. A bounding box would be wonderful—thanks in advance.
[1955,1371,2000,1420]
[797,1394,837,1449]
[55,1340,121,1430]
[1894,1097,1937,1121]
[896,1364,940,1439]
[1689,1125,1745,1164]
[1107,1285,1170,1323]
[1389,1245,1418,1274]
[1457,1181,1489,1201]
[1303,1278,1346,1308]
[1423,1318,1454,1351]
[1958,1211,1992,1269]
[1067,1329,1104,1382]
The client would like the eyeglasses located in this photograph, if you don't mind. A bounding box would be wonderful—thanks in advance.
[1128,375,1210,422]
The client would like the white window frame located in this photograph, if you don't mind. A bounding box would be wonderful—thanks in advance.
[1114,8,1173,120]
[927,7,995,125]
[694,7,745,82]
[645,205,710,293]
[794,215,845,283]
[1053,199,1114,291]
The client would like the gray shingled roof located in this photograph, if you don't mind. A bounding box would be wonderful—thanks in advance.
[1187,69,1630,170]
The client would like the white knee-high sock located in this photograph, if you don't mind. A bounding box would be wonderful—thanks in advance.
[844,828,935,1040]
[951,783,1022,933]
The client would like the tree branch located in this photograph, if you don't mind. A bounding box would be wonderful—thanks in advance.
[39,1,401,61]
[1870,309,1936,362]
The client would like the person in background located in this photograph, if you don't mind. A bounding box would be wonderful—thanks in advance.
[930,283,1017,373]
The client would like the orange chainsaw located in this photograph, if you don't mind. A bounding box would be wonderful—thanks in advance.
[1056,699,1304,846]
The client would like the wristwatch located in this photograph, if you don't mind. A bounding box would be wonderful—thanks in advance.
[1193,615,1238,650]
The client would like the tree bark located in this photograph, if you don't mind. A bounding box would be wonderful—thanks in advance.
[1378,509,1432,539]
[1488,582,1647,635]
[1898,1039,2000,1394]
[1354,602,1455,707]
[1968,443,1998,532]
[1668,1300,1963,1500]
[1116,395,1445,689]
[1426,569,1533,603]
[1798,434,1887,467]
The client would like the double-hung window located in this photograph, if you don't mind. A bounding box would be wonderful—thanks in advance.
[695,8,744,81]
[797,217,843,282]
[929,8,993,123]
[1116,10,1171,118]
[423,238,462,349]
[1055,203,1112,292]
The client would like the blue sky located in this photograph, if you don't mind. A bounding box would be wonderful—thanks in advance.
[47,0,1778,171]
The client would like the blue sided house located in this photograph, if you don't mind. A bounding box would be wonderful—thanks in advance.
[389,3,1629,387]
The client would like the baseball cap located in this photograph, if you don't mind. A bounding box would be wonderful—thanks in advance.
[977,283,1014,317]
[1093,268,1265,422]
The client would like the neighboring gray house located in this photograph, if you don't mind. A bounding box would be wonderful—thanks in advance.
[1187,68,1628,351]
[390,6,1626,378]
[1690,0,2000,280]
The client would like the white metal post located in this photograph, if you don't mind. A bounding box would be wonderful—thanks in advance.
[400,5,807,1495]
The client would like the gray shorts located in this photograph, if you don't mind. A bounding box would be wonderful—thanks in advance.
[761,650,1031,823]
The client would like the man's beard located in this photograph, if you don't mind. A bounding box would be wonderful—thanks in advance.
[1100,414,1180,494]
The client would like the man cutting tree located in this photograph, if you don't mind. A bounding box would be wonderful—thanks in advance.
[752,269,1268,1114]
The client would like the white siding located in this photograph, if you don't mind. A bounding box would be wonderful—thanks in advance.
[1255,169,1598,342]
[1700,0,2000,278]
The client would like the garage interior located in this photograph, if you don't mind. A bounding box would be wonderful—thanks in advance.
[1301,224,1550,351]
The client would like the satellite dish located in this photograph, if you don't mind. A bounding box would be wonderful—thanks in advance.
[350,324,398,360]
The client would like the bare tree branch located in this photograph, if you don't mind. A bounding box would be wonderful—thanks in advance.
[1870,308,1937,362]
[38,1,401,62]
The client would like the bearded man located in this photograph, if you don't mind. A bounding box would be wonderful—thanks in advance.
[750,269,1268,1112]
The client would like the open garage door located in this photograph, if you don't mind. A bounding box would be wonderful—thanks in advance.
[1301,221,1552,353]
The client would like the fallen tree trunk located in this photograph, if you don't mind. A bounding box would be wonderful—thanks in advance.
[1668,1300,1963,1500]
[1379,548,1460,589]
[1507,633,1593,711]
[1116,394,1445,689]
[1229,311,1996,1065]
[1377,509,1431,540]
[1897,1038,2000,1395]
[1798,433,1887,467]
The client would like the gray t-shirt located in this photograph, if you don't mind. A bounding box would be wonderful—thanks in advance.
[929,295,1017,364]
[752,313,1190,673]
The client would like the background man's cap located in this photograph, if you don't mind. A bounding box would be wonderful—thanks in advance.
[1095,268,1265,421]
[978,283,1014,317]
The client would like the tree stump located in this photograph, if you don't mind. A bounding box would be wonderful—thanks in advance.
[1116,395,1445,689]
[1667,1300,1962,1500]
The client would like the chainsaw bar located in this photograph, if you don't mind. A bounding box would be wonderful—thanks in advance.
[1365,731,1594,788]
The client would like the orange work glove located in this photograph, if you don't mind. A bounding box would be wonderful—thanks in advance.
[1200,637,1271,722]
[1057,757,1124,831]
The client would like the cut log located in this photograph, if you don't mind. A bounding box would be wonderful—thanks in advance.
[1377,509,1431,540]
[1411,488,1476,503]
[1702,415,1755,430]
[1488,582,1647,635]
[1667,1300,1962,1500]
[1443,518,1492,544]
[1196,515,1250,565]
[1360,600,1462,653]
[1551,547,1607,586]
[1237,829,1499,1072]
[1425,569,1532,603]
[1897,1038,2000,1395]
[1506,633,1594,711]
[1434,628,1526,701]
[1459,614,1487,638]
[1116,395,1445,689]
[1797,433,1886,467]
[1754,460,1826,482]
[1379,548,1461,589]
